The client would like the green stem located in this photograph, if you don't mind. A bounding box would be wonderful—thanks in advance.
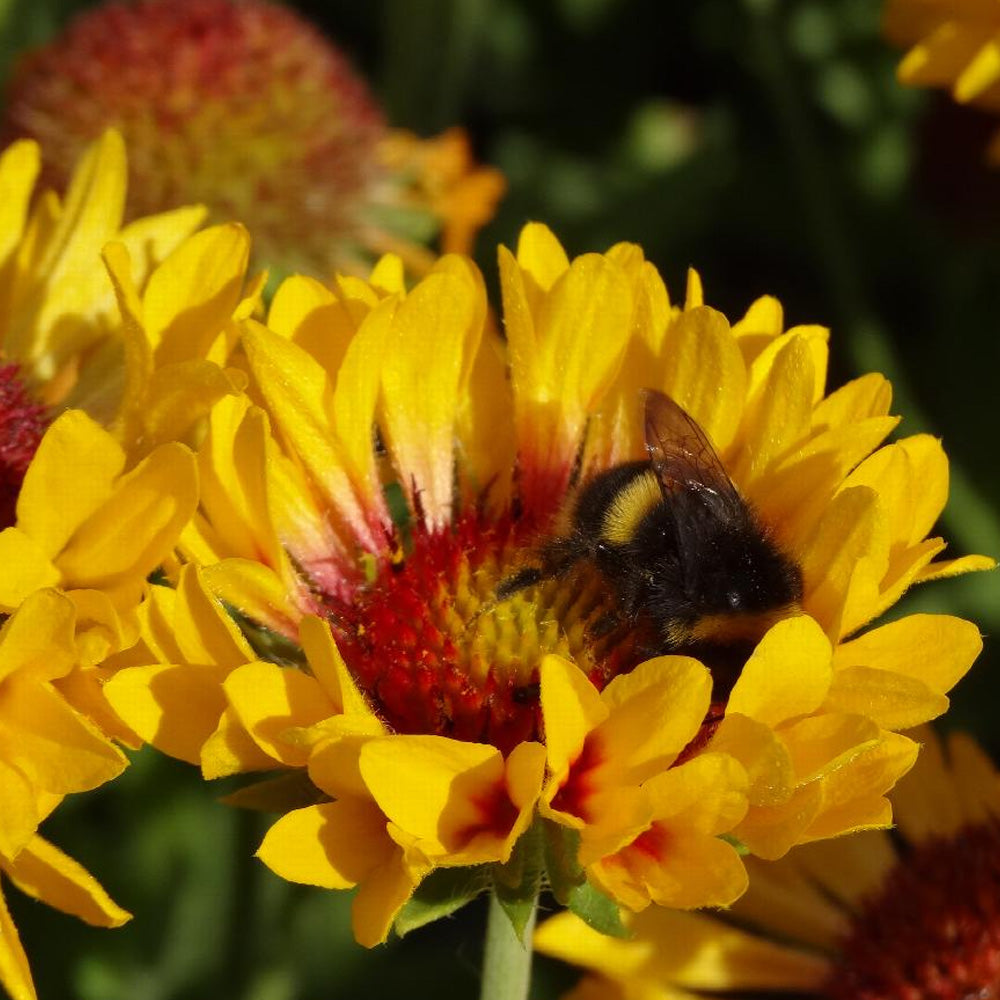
[480,890,537,1000]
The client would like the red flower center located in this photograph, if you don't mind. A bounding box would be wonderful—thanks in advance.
[0,364,47,530]
[825,821,1000,1000]
[325,509,649,756]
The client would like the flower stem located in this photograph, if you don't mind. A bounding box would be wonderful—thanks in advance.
[480,890,538,1000]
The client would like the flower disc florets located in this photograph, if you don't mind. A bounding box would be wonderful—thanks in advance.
[827,821,1000,1000]
[326,509,645,755]
[0,363,47,527]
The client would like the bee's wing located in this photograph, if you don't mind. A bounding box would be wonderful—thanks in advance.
[642,389,744,517]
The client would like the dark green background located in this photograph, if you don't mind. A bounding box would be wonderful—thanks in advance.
[2,0,998,997]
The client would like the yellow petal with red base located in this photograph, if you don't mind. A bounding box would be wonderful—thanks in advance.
[588,754,748,911]
[359,735,545,865]
[540,654,608,784]
[380,269,481,529]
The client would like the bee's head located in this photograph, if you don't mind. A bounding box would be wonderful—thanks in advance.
[650,516,803,649]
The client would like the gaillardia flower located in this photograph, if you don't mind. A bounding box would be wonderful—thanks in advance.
[535,725,1000,1000]
[0,590,131,1000]
[884,0,1000,159]
[106,224,989,947]
[3,0,504,278]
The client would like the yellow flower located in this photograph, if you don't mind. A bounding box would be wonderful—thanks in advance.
[0,590,130,1000]
[110,224,988,945]
[2,0,503,278]
[0,130,205,402]
[884,0,1000,157]
[535,725,1000,1000]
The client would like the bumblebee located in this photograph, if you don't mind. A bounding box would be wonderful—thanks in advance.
[502,389,802,682]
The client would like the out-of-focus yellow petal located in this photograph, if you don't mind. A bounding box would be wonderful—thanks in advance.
[0,139,40,268]
[4,834,129,927]
[0,881,36,1000]
[0,759,37,859]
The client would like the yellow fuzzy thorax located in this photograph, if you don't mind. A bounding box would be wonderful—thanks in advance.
[600,468,662,544]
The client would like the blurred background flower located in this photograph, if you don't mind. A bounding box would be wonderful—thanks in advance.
[0,1,998,999]
[1,0,504,279]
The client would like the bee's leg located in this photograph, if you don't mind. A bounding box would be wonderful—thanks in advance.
[495,565,546,601]
[587,609,624,640]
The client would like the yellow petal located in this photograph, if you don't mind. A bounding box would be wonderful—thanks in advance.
[0,529,59,611]
[709,713,794,807]
[200,705,279,779]
[224,661,337,767]
[171,564,255,666]
[4,834,129,927]
[835,614,982,696]
[513,222,570,294]
[824,666,949,729]
[735,781,824,859]
[0,589,76,684]
[380,270,480,528]
[257,799,394,889]
[103,663,229,763]
[140,360,240,450]
[541,655,609,782]
[948,731,1000,827]
[115,204,208,287]
[600,656,712,783]
[299,616,380,722]
[57,443,198,591]
[145,223,250,364]
[780,713,880,784]
[16,410,125,558]
[359,735,504,856]
[889,727,964,841]
[0,139,40,267]
[727,616,832,727]
[201,558,301,638]
[660,306,746,452]
[351,848,422,948]
[0,758,37,859]
[0,678,127,794]
[0,881,36,1000]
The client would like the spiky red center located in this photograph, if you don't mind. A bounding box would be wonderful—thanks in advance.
[326,510,648,756]
[825,821,1000,1000]
[0,364,47,529]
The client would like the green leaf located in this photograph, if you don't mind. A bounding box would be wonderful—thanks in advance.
[492,822,544,939]
[541,820,585,905]
[719,832,750,855]
[393,866,493,938]
[567,882,629,939]
[218,771,326,813]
